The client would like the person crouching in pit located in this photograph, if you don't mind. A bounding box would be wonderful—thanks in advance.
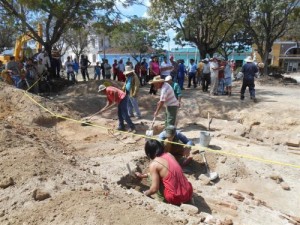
[135,139,193,205]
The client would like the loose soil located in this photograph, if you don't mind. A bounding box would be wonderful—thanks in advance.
[0,74,299,225]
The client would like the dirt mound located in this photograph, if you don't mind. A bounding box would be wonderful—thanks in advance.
[59,79,123,97]
[257,74,299,87]
[1,80,300,225]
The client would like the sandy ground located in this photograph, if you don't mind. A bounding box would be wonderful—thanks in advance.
[0,74,300,225]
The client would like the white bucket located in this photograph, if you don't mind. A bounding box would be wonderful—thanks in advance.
[199,131,211,147]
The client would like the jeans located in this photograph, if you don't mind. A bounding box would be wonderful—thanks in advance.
[201,73,210,91]
[177,76,184,89]
[12,75,21,88]
[218,78,225,94]
[118,95,135,129]
[188,72,197,88]
[128,96,141,118]
[81,67,89,81]
[51,58,61,78]
[241,79,255,98]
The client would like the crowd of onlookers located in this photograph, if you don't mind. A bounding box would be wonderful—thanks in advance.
[1,46,262,101]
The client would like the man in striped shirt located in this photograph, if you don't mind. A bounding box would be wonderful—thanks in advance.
[149,76,179,127]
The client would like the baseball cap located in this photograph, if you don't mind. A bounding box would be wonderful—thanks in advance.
[165,125,176,138]
[165,75,172,82]
[98,85,106,92]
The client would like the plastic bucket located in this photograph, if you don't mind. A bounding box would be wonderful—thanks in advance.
[199,131,211,147]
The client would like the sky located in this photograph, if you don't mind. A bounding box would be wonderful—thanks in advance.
[116,0,178,50]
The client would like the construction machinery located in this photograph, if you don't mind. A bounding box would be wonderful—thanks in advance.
[0,24,42,64]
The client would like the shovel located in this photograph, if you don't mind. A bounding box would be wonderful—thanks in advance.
[145,117,156,138]
[81,103,116,126]
[200,151,218,181]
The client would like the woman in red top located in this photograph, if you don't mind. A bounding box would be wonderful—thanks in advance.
[149,56,160,95]
[136,140,193,205]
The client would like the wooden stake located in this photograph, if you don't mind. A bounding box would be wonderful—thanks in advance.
[208,112,212,131]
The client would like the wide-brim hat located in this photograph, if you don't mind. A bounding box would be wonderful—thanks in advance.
[98,84,106,92]
[123,65,134,75]
[245,56,253,62]
[148,75,165,84]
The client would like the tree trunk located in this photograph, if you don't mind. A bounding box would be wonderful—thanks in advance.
[262,52,269,75]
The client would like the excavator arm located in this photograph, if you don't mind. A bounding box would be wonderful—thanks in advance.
[13,23,43,62]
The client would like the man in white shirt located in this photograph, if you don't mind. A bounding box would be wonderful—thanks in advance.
[149,76,179,127]
[209,57,219,95]
[160,56,173,80]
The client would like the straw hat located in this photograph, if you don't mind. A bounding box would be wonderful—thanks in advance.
[98,84,107,92]
[123,65,134,75]
[149,75,165,84]
[245,56,253,62]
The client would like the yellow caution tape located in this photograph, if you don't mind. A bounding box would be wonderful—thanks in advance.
[21,82,300,170]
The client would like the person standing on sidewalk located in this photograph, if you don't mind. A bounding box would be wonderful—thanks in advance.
[123,66,142,119]
[201,58,211,92]
[209,57,219,96]
[187,58,197,88]
[240,56,258,102]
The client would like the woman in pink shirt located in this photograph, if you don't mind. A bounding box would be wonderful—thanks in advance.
[136,140,193,205]
[149,56,160,95]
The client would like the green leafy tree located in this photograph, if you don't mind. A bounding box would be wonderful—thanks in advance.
[62,27,91,60]
[217,27,252,60]
[110,17,168,63]
[149,0,239,59]
[238,0,300,74]
[0,5,18,52]
[283,6,300,44]
[0,0,110,56]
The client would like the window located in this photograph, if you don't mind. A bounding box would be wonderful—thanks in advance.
[91,38,95,48]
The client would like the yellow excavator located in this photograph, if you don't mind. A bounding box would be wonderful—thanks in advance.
[0,24,42,64]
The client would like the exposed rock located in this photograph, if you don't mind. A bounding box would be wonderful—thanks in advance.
[220,157,227,163]
[191,149,200,155]
[4,124,12,129]
[180,204,199,215]
[0,210,5,217]
[204,214,216,224]
[222,218,233,225]
[228,192,245,202]
[269,174,283,183]
[199,174,211,185]
[286,137,300,147]
[235,189,254,197]
[0,177,14,189]
[280,182,290,191]
[217,201,238,210]
[101,184,110,191]
[32,189,51,201]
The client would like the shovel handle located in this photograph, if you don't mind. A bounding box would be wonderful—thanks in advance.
[200,151,210,173]
[150,117,156,129]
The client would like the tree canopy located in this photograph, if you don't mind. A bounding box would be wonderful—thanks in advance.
[148,0,239,58]
[0,0,126,55]
[238,0,300,74]
[110,17,168,62]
